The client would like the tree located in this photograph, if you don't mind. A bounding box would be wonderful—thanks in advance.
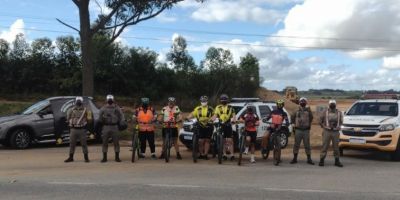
[59,0,204,96]
[239,53,260,96]
[0,39,9,60]
[9,33,30,60]
[167,35,196,72]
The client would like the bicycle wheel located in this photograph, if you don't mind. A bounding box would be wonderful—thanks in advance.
[211,134,217,158]
[131,131,138,163]
[237,134,245,166]
[217,134,223,164]
[164,131,171,163]
[273,134,281,166]
[192,132,198,163]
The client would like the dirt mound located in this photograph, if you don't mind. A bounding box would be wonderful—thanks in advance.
[257,87,298,115]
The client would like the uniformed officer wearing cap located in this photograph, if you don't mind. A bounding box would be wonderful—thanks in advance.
[319,99,344,167]
[290,97,314,165]
[64,96,91,163]
[99,95,125,163]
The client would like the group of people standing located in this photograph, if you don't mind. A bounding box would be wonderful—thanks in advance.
[63,94,344,168]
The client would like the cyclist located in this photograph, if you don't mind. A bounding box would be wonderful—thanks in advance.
[239,106,260,163]
[212,94,236,161]
[133,97,157,159]
[158,97,183,160]
[261,99,289,164]
[186,96,214,160]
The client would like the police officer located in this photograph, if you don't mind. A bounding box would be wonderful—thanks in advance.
[99,95,125,163]
[64,96,91,163]
[319,99,344,167]
[290,97,314,165]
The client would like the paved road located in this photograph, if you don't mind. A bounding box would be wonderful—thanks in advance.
[0,145,399,200]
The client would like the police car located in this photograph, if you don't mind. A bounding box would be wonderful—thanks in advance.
[179,98,293,150]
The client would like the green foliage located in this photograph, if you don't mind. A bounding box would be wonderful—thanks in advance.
[0,34,260,104]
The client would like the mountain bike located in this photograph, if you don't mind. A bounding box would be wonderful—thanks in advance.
[237,124,246,166]
[192,122,199,163]
[213,121,225,164]
[163,121,177,163]
[131,124,140,163]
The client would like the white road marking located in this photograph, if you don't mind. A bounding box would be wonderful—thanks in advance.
[263,187,340,193]
[147,184,202,188]
[48,181,97,186]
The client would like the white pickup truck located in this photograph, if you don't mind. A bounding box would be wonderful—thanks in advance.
[339,99,400,160]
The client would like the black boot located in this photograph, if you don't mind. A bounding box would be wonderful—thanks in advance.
[318,158,325,166]
[290,154,298,164]
[101,153,107,163]
[307,154,315,165]
[335,158,343,167]
[115,152,121,162]
[64,154,74,163]
[84,153,90,163]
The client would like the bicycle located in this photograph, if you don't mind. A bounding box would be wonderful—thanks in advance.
[192,122,200,163]
[213,121,225,164]
[237,123,246,166]
[131,124,140,163]
[265,122,283,166]
[163,121,177,163]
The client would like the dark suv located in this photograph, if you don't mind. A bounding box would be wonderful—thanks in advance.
[0,96,101,149]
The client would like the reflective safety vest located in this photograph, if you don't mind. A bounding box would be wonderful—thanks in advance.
[192,105,214,127]
[137,107,155,132]
[215,105,235,123]
[325,109,341,130]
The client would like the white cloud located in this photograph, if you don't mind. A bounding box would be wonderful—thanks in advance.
[273,0,400,59]
[383,55,400,69]
[157,13,178,23]
[189,0,295,24]
[0,19,25,43]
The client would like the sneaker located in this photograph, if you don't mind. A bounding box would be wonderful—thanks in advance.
[250,158,256,163]
[138,153,145,159]
[244,147,249,155]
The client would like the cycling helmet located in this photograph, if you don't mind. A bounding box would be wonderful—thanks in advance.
[200,95,208,102]
[168,97,176,102]
[219,94,229,102]
[276,99,285,108]
[299,97,307,103]
[141,97,149,104]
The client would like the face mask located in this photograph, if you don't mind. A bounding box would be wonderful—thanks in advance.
[76,101,82,106]
[300,103,306,107]
[329,104,336,110]
[201,102,208,106]
[221,101,227,105]
[107,100,113,105]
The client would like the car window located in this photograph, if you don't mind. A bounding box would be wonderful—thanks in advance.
[347,102,398,116]
[232,106,243,115]
[22,100,50,115]
[259,105,271,118]
[60,99,75,114]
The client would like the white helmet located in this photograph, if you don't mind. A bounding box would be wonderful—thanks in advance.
[75,96,83,102]
[329,99,336,105]
[106,94,114,101]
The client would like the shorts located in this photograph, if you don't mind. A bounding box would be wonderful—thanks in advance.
[198,126,213,139]
[162,128,178,138]
[222,124,233,138]
[246,131,257,143]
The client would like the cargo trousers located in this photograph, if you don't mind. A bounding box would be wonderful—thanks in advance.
[102,125,120,153]
[293,129,311,155]
[320,129,340,159]
[69,128,88,154]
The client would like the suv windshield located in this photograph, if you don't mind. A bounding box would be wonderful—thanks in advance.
[347,102,398,116]
[22,100,50,115]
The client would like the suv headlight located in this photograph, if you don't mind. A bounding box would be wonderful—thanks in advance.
[379,124,396,132]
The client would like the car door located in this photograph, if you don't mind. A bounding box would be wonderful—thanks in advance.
[31,106,55,138]
[258,105,271,138]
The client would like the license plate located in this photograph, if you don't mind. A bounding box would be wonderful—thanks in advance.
[349,138,366,144]
[184,135,193,140]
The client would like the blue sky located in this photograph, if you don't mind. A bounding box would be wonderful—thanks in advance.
[1,0,400,91]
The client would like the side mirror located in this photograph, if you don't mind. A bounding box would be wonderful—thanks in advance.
[37,110,45,117]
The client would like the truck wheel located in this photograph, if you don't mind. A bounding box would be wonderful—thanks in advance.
[9,128,32,149]
[390,139,400,161]
[280,132,288,149]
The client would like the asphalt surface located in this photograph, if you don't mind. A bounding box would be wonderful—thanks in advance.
[1,144,400,200]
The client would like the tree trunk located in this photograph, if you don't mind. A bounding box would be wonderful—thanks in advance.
[78,0,94,97]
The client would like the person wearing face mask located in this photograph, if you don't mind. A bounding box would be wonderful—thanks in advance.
[319,99,343,167]
[211,94,237,161]
[133,97,157,159]
[99,95,125,163]
[238,106,260,163]
[64,97,91,163]
[290,97,314,165]
[186,96,214,160]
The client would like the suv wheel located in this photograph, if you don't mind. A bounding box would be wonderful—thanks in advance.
[280,132,288,149]
[390,138,400,161]
[9,128,31,149]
